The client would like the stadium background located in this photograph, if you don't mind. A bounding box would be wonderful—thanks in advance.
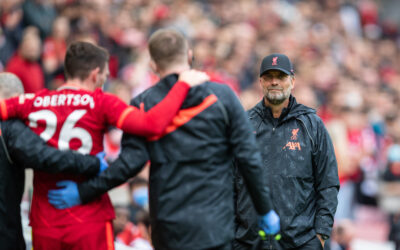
[1,0,400,249]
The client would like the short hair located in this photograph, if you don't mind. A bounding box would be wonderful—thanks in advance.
[64,41,109,81]
[0,73,24,99]
[148,29,188,71]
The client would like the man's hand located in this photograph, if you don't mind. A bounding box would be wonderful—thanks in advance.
[316,234,326,248]
[178,69,209,87]
[48,181,81,209]
[259,210,280,235]
[96,151,108,175]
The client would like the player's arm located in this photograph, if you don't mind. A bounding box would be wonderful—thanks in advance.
[221,85,279,234]
[3,119,101,176]
[78,134,149,203]
[220,85,273,215]
[0,94,33,120]
[115,70,209,137]
[48,133,149,209]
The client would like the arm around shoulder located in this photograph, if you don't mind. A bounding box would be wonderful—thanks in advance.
[4,119,100,176]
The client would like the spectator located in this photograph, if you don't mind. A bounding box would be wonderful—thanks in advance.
[22,0,57,39]
[5,26,44,93]
[114,207,152,250]
[42,16,70,89]
[127,177,149,224]
[0,0,24,67]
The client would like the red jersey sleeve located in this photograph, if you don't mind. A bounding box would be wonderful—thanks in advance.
[102,81,190,137]
[0,94,34,120]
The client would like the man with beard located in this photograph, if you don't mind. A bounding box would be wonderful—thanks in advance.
[234,53,340,250]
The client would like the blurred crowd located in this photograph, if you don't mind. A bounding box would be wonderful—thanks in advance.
[2,0,400,249]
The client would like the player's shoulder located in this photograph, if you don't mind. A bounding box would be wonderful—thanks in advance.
[206,81,235,92]
[130,85,156,106]
[204,81,238,101]
[91,88,118,100]
[13,88,50,105]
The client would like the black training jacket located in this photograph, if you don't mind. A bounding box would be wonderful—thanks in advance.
[0,119,100,250]
[234,96,339,249]
[78,74,273,250]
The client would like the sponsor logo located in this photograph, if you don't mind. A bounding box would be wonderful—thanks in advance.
[283,141,301,151]
[283,128,301,151]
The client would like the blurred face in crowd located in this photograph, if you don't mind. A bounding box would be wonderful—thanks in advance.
[113,206,130,236]
[260,70,294,105]
[53,16,70,40]
[20,33,41,62]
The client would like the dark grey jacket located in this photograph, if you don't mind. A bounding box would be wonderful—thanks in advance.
[0,119,100,250]
[78,74,273,250]
[234,96,339,249]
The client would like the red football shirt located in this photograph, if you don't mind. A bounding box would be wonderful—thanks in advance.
[6,52,45,93]
[0,82,190,227]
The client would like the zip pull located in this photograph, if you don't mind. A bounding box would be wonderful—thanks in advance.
[273,127,275,132]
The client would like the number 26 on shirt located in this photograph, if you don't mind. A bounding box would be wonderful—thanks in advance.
[28,109,93,154]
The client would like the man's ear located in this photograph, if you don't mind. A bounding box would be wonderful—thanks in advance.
[259,76,264,87]
[149,60,158,74]
[188,49,193,67]
[89,67,100,83]
[291,76,296,89]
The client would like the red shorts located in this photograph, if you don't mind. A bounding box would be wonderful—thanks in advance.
[32,221,114,250]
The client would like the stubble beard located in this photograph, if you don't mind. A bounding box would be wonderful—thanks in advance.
[265,88,291,105]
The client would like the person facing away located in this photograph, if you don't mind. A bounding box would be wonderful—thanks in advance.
[48,29,280,250]
[0,41,207,250]
[0,72,107,250]
[233,53,340,250]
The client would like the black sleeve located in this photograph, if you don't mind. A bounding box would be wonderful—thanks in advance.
[78,96,150,204]
[3,120,100,176]
[220,86,272,215]
[312,116,340,237]
[78,132,149,204]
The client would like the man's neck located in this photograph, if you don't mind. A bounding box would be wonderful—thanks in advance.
[264,98,290,118]
[64,79,95,91]
[158,64,190,79]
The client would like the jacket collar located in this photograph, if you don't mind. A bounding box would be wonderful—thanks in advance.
[252,95,315,123]
[161,73,180,89]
